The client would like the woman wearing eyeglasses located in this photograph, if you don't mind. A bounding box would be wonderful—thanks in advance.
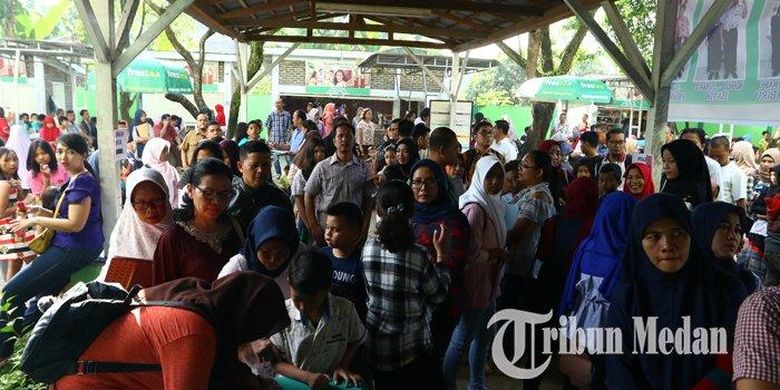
[99,168,172,288]
[152,157,242,285]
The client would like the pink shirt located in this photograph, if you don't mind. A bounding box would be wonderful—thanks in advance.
[461,202,504,309]
[29,164,69,197]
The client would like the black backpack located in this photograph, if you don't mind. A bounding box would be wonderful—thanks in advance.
[20,281,166,383]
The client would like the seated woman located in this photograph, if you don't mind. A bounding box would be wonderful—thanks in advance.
[54,272,290,390]
[2,134,103,360]
[101,168,173,288]
[0,147,35,281]
[692,202,761,294]
[152,158,242,285]
[605,193,746,389]
[219,205,301,298]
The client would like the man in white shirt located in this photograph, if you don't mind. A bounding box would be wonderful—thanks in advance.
[709,135,747,209]
[491,119,518,162]
[680,128,721,199]
[595,128,627,182]
[551,112,571,142]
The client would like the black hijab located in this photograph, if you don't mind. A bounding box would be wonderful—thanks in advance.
[605,193,732,389]
[396,138,420,177]
[660,139,713,207]
[692,201,758,294]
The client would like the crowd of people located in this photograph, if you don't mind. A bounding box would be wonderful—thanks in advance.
[0,99,777,390]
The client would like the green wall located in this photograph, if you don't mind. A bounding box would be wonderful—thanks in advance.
[675,121,772,145]
[475,105,534,138]
[246,94,272,139]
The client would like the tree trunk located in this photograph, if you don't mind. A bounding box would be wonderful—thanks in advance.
[165,93,199,118]
[227,41,264,139]
[119,92,137,123]
[145,0,213,118]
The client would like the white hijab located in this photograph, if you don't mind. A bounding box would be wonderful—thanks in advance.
[141,137,179,208]
[459,155,507,245]
[106,168,173,263]
[6,124,31,189]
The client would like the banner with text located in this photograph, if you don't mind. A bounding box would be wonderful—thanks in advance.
[668,0,780,125]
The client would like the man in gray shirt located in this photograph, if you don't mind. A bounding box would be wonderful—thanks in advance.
[304,121,373,246]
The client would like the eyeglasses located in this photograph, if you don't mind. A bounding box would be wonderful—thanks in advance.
[132,198,166,211]
[195,185,235,202]
[411,179,437,190]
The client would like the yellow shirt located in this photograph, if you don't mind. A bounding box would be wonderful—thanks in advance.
[181,130,205,166]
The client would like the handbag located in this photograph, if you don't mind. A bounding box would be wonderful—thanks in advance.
[29,189,69,254]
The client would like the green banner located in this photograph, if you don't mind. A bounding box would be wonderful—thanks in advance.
[669,0,780,125]
[304,85,371,96]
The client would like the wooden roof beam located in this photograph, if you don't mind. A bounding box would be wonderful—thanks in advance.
[320,0,542,16]
[220,0,301,19]
[245,34,450,50]
[432,10,491,32]
[237,20,474,39]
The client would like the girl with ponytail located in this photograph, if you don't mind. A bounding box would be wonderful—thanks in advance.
[361,179,451,388]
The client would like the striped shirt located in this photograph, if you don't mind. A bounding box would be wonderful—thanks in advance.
[362,237,450,370]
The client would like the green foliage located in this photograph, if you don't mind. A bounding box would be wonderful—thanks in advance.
[3,0,82,41]
[0,296,44,390]
[606,0,656,63]
[465,56,526,106]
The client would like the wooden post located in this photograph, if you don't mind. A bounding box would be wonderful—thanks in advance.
[646,0,679,184]
[91,0,122,249]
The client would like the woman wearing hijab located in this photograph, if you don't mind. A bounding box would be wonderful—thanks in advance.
[660,139,713,208]
[141,138,179,208]
[605,193,744,389]
[219,205,301,298]
[101,168,173,287]
[443,155,508,389]
[555,191,636,387]
[55,272,290,389]
[731,140,759,200]
[536,177,599,316]
[409,159,470,365]
[38,115,60,144]
[132,110,153,158]
[396,138,419,179]
[6,122,31,189]
[623,162,655,201]
[693,202,760,295]
[214,104,226,127]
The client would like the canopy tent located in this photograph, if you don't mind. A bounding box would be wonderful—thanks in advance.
[116,57,192,94]
[518,76,613,104]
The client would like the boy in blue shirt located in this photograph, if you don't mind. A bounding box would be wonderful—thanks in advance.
[319,202,367,321]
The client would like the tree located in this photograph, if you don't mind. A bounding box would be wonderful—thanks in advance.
[606,0,656,63]
[227,41,264,139]
[501,21,588,150]
[145,0,213,119]
[465,55,526,106]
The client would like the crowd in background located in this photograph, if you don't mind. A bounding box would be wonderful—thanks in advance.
[0,99,776,390]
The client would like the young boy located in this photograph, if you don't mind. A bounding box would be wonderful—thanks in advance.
[319,202,367,321]
[271,250,366,389]
[239,119,263,146]
[598,163,622,198]
[501,160,522,204]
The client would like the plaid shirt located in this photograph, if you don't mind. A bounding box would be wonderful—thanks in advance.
[266,110,291,144]
[362,237,450,370]
[733,286,780,385]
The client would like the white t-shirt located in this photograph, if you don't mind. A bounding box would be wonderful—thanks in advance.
[492,138,519,162]
[718,161,747,204]
[704,155,722,191]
